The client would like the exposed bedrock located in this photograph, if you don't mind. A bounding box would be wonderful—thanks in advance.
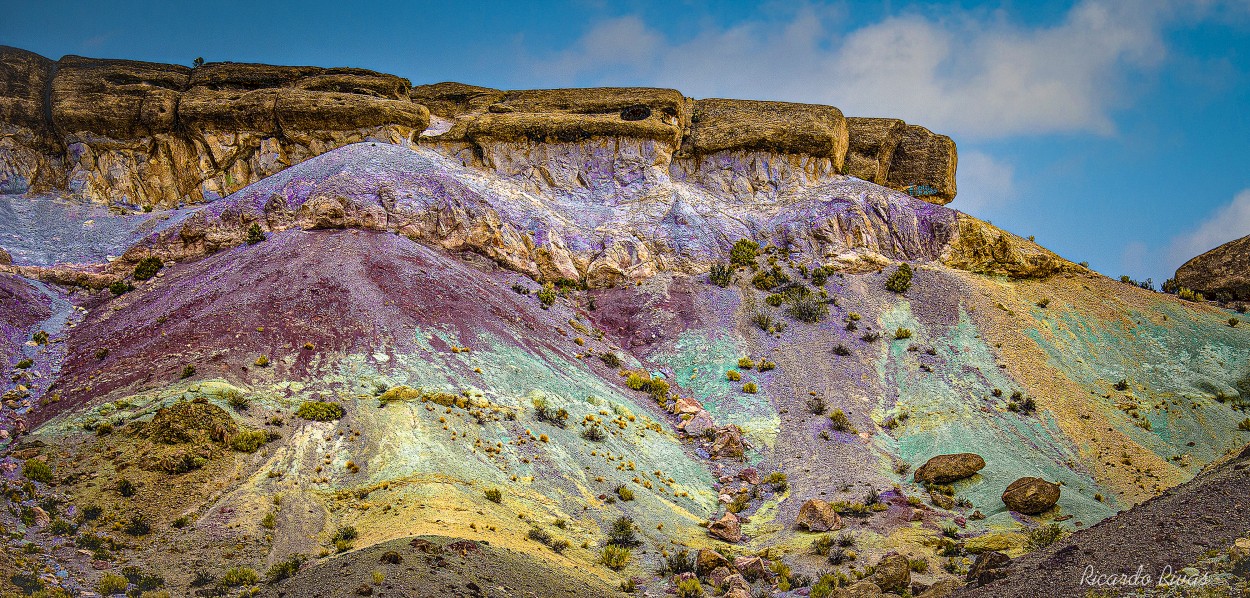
[0,45,958,208]
[1175,233,1250,300]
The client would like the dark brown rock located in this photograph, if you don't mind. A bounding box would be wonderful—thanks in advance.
[0,46,54,132]
[796,498,843,532]
[885,124,957,204]
[845,117,904,185]
[914,453,986,484]
[965,550,1011,586]
[50,55,190,137]
[708,512,741,543]
[870,553,911,593]
[696,548,729,574]
[1175,234,1250,300]
[1002,477,1061,514]
[710,425,745,459]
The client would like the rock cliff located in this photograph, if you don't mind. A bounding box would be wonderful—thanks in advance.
[1174,234,1250,300]
[1,46,957,209]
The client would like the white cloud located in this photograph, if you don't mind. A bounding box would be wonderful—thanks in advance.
[1166,188,1250,269]
[531,1,1172,139]
[951,150,1016,216]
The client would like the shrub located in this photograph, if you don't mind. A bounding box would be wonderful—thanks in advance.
[738,357,755,369]
[727,493,749,513]
[675,577,703,598]
[764,471,788,492]
[121,566,164,593]
[730,239,760,266]
[532,397,569,428]
[109,280,133,296]
[709,263,733,287]
[1036,298,1050,308]
[833,344,851,356]
[484,488,503,503]
[229,429,271,453]
[599,352,622,368]
[32,330,48,345]
[743,382,758,394]
[81,505,103,521]
[245,223,266,245]
[811,534,835,556]
[266,554,306,583]
[220,566,259,587]
[1230,318,1240,328]
[537,282,557,307]
[16,358,33,369]
[811,266,830,286]
[657,549,696,575]
[752,267,789,291]
[1239,418,1250,432]
[615,484,635,501]
[1024,524,1067,551]
[786,294,830,323]
[180,364,196,379]
[22,460,52,483]
[331,526,357,552]
[750,311,783,333]
[1113,379,1129,391]
[940,523,960,538]
[1178,287,1205,302]
[894,327,912,340]
[598,545,631,570]
[296,401,345,422]
[806,395,827,414]
[98,573,129,595]
[117,479,136,497]
[726,369,741,381]
[910,557,930,573]
[607,516,639,547]
[829,409,857,434]
[582,424,606,442]
[527,527,570,553]
[511,283,530,295]
[133,257,163,281]
[254,355,270,367]
[95,347,109,359]
[223,389,250,410]
[885,263,913,293]
[758,360,776,371]
[123,514,151,536]
[861,331,881,342]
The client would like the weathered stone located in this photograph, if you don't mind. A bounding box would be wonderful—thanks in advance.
[738,467,760,485]
[1175,234,1250,301]
[966,550,1011,587]
[942,214,1076,279]
[708,565,732,589]
[884,124,957,204]
[930,491,955,510]
[674,396,703,415]
[732,555,765,579]
[870,553,911,594]
[710,425,745,459]
[696,548,729,574]
[833,580,884,598]
[914,453,986,484]
[723,573,752,598]
[796,498,843,532]
[0,246,10,265]
[708,512,741,543]
[917,579,962,597]
[679,410,715,436]
[1002,477,1061,515]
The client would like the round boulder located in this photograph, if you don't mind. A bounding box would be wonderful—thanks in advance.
[795,498,843,532]
[914,453,986,484]
[870,553,911,594]
[1001,477,1060,514]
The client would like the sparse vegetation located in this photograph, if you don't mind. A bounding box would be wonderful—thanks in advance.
[254,355,270,367]
[615,484,635,501]
[598,545,632,570]
[537,282,557,307]
[743,382,758,393]
[657,549,696,575]
[98,573,129,595]
[32,330,48,345]
[266,554,306,583]
[484,488,502,503]
[607,516,640,547]
[180,364,196,379]
[709,263,733,287]
[123,514,151,536]
[245,223,266,244]
[331,526,357,552]
[599,352,622,368]
[894,327,912,340]
[675,577,703,598]
[1024,523,1068,551]
[726,369,741,381]
[764,471,789,492]
[532,396,569,428]
[221,566,259,587]
[22,460,52,483]
[806,395,827,414]
[582,424,606,442]
[885,263,913,293]
[133,256,164,281]
[730,239,760,266]
[829,409,857,434]
[109,280,133,296]
[1238,418,1250,431]
[296,400,345,421]
[16,357,33,369]
[229,429,271,453]
[1230,318,1240,328]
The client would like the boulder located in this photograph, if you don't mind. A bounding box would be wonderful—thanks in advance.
[884,123,957,204]
[674,396,703,415]
[845,117,904,185]
[738,467,760,485]
[687,98,848,161]
[870,553,911,594]
[796,498,843,532]
[732,555,765,580]
[710,425,745,459]
[917,579,963,597]
[929,491,955,510]
[708,512,741,543]
[914,453,986,484]
[696,548,729,574]
[708,566,732,589]
[723,574,752,598]
[1174,234,1250,301]
[1002,477,1061,515]
[0,246,10,266]
[679,410,715,436]
[966,550,1011,587]
[833,580,884,597]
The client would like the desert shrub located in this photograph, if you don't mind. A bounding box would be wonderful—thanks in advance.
[1230,318,1240,328]
[607,516,639,547]
[16,358,33,369]
[910,557,930,573]
[98,573,129,595]
[615,484,635,501]
[1239,418,1250,431]
[758,360,776,371]
[511,283,530,295]
[229,429,271,453]
[885,263,913,293]
[331,525,357,552]
[296,401,344,422]
[811,266,830,286]
[940,523,960,538]
[220,566,259,587]
[527,527,570,553]
[730,239,760,266]
[833,344,851,356]
[894,327,912,340]
[121,566,164,593]
[484,488,502,503]
[811,534,835,556]
[743,382,758,394]
[786,294,830,323]
[807,395,827,414]
[1178,287,1205,302]
[117,479,136,497]
[727,493,749,513]
[598,545,632,570]
[726,369,741,381]
[260,511,275,529]
[861,331,881,342]
[133,257,164,281]
[750,310,784,333]
[123,514,151,536]
[582,424,606,442]
[172,515,189,528]
[599,352,621,368]
[221,389,249,410]
[752,267,790,291]
[1036,298,1050,308]
[764,471,789,492]
[266,554,306,583]
[22,460,52,483]
[80,505,102,521]
[1024,524,1067,551]
[180,364,196,379]
[537,282,557,307]
[737,357,755,369]
[657,549,696,575]
[32,330,48,345]
[829,409,857,434]
[532,397,569,428]
[675,577,703,598]
[1113,379,1129,391]
[245,223,266,245]
[709,263,733,287]
[95,347,109,359]
[864,487,880,505]
[254,355,270,367]
[109,280,133,296]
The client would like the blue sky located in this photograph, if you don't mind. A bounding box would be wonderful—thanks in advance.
[3,0,1249,284]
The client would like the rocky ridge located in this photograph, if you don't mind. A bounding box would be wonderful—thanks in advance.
[1174,233,1250,301]
[1,46,956,209]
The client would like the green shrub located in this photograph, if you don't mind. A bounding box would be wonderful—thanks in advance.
[657,549,695,575]
[123,514,151,536]
[133,257,163,281]
[599,352,621,368]
[709,263,733,287]
[737,357,755,369]
[536,282,557,307]
[758,360,776,371]
[22,460,52,483]
[581,424,606,442]
[764,471,789,492]
[830,409,857,434]
[743,382,758,394]
[811,534,834,556]
[532,396,569,428]
[806,395,826,414]
[229,429,271,453]
[296,401,345,422]
[750,310,783,333]
[484,488,502,503]
[1238,418,1250,431]
[598,545,631,570]
[1230,318,1240,328]
[751,267,789,291]
[885,263,913,293]
[615,484,635,502]
[254,355,270,367]
[726,369,741,381]
[245,223,266,245]
[117,479,136,497]
[109,280,133,296]
[180,364,196,379]
[910,557,930,573]
[811,266,829,286]
[331,526,357,552]
[1024,523,1067,551]
[675,577,703,598]
[220,566,259,587]
[221,389,249,410]
[607,516,639,547]
[730,239,760,266]
[266,554,306,583]
[32,330,49,345]
[16,358,33,369]
[527,527,569,553]
[894,327,912,340]
[786,293,829,323]
[98,572,129,595]
[121,566,164,593]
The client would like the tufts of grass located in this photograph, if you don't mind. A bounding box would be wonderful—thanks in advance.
[484,488,502,503]
[220,566,259,588]
[266,554,306,583]
[1023,524,1068,551]
[22,460,52,483]
[829,409,857,434]
[657,549,696,575]
[598,545,632,570]
[296,401,345,422]
[607,516,640,547]
[709,263,733,287]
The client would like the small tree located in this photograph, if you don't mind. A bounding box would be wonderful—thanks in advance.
[885,263,913,293]
[245,223,266,245]
[193,57,204,67]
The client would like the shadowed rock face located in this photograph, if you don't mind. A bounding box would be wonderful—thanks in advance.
[1175,234,1250,300]
[0,45,959,208]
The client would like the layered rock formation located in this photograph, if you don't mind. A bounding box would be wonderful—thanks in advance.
[1174,233,1250,300]
[1,46,957,209]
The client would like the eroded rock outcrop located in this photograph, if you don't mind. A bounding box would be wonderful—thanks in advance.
[847,117,957,204]
[1174,234,1250,300]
